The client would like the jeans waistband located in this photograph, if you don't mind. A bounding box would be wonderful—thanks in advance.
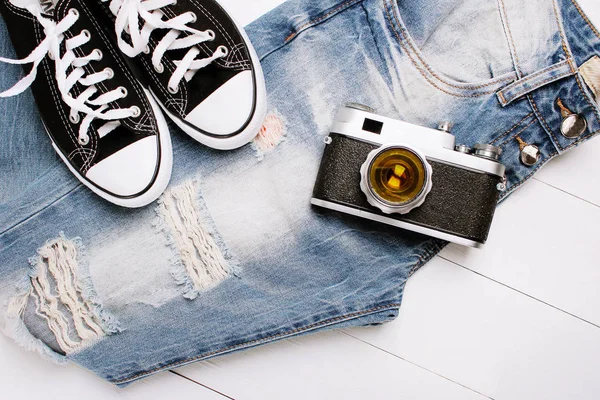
[492,0,600,196]
[497,0,600,145]
[249,0,600,198]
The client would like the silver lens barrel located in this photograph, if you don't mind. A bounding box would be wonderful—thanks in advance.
[359,143,433,215]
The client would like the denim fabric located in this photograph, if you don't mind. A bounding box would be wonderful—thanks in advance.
[1,0,599,386]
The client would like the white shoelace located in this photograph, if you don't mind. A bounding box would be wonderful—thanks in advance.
[0,5,138,145]
[102,0,228,94]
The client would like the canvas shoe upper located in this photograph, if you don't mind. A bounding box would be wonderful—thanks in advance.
[0,0,172,208]
[97,0,267,150]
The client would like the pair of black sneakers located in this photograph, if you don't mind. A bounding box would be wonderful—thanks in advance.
[0,0,266,207]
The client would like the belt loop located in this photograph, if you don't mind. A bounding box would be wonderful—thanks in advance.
[496,59,577,106]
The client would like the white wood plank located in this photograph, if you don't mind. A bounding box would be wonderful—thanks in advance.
[218,0,286,26]
[344,256,600,400]
[441,178,600,326]
[175,330,489,400]
[0,334,226,400]
[534,138,600,207]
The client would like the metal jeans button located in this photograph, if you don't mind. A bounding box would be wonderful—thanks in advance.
[561,114,587,139]
[516,137,541,167]
[557,98,587,139]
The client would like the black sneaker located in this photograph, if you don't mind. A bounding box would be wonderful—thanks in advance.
[0,0,172,208]
[97,0,267,150]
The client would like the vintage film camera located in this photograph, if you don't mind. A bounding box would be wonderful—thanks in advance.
[311,104,506,247]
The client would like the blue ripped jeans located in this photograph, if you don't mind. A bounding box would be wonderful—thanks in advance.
[1,0,599,386]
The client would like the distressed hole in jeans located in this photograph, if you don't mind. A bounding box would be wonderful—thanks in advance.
[155,180,239,300]
[252,110,287,159]
[4,233,120,361]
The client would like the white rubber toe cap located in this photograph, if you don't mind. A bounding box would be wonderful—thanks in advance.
[85,136,159,197]
[184,70,254,135]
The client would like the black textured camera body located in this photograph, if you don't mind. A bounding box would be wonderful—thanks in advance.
[312,133,502,244]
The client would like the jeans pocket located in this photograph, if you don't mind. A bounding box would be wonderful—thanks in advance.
[382,0,518,96]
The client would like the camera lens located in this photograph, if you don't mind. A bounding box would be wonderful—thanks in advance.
[360,145,433,214]
[370,147,425,203]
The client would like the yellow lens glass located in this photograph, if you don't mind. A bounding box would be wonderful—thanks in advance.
[369,147,426,204]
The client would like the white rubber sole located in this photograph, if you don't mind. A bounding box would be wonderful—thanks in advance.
[49,88,173,208]
[153,9,267,151]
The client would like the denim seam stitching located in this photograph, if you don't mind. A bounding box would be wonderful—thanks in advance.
[111,302,403,384]
[284,0,363,43]
[497,59,576,105]
[496,0,523,78]
[529,94,561,149]
[550,0,600,129]
[498,90,507,105]
[562,126,600,150]
[570,0,600,39]
[382,1,511,98]
[408,240,444,278]
[551,0,571,59]
[384,0,516,90]
[502,59,575,91]
[258,0,363,62]
[574,72,600,125]
[499,127,600,199]
[497,119,537,148]
[491,112,534,145]
[500,148,558,200]
[0,184,83,237]
[360,3,386,68]
[500,68,575,106]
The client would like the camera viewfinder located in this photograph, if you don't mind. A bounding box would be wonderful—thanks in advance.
[362,118,383,135]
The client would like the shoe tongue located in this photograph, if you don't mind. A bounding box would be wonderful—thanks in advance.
[39,0,60,14]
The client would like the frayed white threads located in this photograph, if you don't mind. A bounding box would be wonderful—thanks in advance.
[156,180,232,299]
[4,288,66,363]
[4,233,119,359]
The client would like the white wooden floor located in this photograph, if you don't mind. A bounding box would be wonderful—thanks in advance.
[2,1,600,399]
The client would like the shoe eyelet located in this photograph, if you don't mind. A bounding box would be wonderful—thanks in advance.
[104,67,114,79]
[119,87,128,97]
[130,106,141,117]
[154,63,164,73]
[81,29,91,40]
[206,29,215,41]
[217,45,229,57]
[69,8,79,18]
[188,12,197,23]
[70,113,80,124]
[143,45,151,55]
[78,135,89,145]
[168,85,179,94]
[94,49,103,60]
[47,50,55,60]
